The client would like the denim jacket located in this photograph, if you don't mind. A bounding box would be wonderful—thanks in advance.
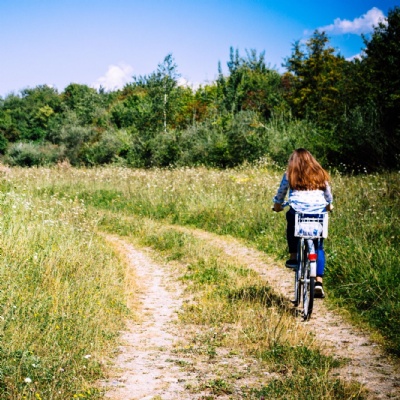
[273,173,333,213]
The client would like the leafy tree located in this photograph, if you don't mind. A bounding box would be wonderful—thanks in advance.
[217,48,285,119]
[188,84,219,124]
[172,85,199,129]
[282,30,391,169]
[109,85,152,132]
[0,85,61,142]
[362,6,400,168]
[130,53,182,134]
[157,53,180,132]
[0,105,17,143]
[217,47,242,114]
[62,83,107,126]
[283,31,348,125]
[0,132,8,154]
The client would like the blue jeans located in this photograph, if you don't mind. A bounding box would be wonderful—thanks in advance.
[286,208,325,277]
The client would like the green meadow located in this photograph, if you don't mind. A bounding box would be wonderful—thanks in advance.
[0,163,398,398]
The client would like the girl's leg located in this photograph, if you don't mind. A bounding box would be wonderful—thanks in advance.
[315,239,325,280]
[315,239,325,297]
[286,208,298,261]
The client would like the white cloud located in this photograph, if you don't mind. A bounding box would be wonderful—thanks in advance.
[92,63,133,91]
[346,53,363,62]
[317,7,387,35]
[177,77,201,91]
[177,77,189,87]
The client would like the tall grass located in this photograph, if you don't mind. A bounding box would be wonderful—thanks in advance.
[0,168,129,399]
[327,172,400,351]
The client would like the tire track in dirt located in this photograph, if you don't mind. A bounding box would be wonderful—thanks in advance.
[100,235,193,399]
[174,226,400,400]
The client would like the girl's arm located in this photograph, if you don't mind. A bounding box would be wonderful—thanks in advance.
[273,173,289,211]
[324,182,333,211]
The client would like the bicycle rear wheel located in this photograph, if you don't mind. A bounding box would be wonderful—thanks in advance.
[293,239,303,307]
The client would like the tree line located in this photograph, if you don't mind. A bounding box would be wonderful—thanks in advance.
[1,7,399,171]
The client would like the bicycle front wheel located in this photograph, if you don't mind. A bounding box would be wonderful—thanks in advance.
[302,260,315,320]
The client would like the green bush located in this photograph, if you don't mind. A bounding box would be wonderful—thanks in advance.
[266,114,330,167]
[224,110,269,166]
[149,130,182,167]
[178,121,230,167]
[5,142,65,167]
[83,129,131,165]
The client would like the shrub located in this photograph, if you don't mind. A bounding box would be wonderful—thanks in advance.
[149,130,181,167]
[5,142,65,167]
[224,110,269,166]
[178,122,230,167]
[83,129,131,165]
[266,114,329,166]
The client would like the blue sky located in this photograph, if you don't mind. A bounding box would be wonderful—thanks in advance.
[0,0,398,97]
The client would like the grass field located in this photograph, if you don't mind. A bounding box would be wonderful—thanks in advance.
[0,162,398,398]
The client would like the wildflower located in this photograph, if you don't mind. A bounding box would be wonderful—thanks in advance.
[83,354,91,359]
[24,377,32,383]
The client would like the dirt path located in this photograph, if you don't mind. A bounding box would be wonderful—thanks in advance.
[101,235,192,399]
[101,229,400,399]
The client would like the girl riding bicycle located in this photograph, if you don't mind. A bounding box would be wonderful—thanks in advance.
[273,148,333,298]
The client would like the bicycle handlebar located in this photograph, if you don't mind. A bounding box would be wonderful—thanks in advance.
[272,202,333,213]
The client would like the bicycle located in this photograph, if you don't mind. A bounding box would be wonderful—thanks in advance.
[273,203,329,320]
[293,211,328,320]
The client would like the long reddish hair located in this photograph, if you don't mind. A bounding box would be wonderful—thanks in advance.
[287,148,330,190]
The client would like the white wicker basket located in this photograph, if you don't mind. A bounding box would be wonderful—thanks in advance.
[295,213,329,238]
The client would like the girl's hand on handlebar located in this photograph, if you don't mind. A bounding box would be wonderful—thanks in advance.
[326,204,334,212]
[273,203,284,212]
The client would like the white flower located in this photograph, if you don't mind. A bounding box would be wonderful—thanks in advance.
[83,354,91,359]
[24,377,32,383]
